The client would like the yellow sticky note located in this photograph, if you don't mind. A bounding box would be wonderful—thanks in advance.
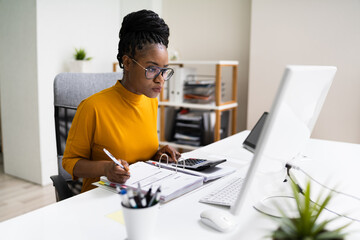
[106,210,125,225]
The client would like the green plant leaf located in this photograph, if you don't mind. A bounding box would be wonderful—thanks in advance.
[317,230,346,239]
[74,48,91,61]
[268,180,349,240]
[313,192,332,223]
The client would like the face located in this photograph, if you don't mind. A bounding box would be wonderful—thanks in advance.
[122,44,169,98]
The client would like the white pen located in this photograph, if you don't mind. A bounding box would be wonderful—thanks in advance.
[103,148,125,169]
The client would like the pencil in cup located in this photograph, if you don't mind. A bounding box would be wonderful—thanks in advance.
[121,191,160,240]
[117,185,161,208]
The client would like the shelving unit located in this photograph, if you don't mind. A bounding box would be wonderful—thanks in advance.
[159,60,238,150]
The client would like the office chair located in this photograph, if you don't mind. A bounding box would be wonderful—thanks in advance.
[51,72,123,201]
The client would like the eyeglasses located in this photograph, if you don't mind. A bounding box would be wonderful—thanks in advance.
[131,58,174,81]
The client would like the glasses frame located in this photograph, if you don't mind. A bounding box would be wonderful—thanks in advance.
[131,58,174,81]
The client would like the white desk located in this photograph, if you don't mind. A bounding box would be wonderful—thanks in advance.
[1,131,360,239]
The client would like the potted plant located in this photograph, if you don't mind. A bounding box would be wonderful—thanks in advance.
[270,180,350,240]
[68,48,92,72]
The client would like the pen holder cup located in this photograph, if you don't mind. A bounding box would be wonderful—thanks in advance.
[122,202,160,240]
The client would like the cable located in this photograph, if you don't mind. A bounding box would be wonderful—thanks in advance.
[285,163,360,223]
[286,163,360,201]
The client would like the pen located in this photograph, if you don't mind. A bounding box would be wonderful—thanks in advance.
[154,190,161,204]
[137,183,147,208]
[103,148,125,170]
[145,186,152,203]
[148,186,161,207]
[119,188,130,208]
[127,189,137,208]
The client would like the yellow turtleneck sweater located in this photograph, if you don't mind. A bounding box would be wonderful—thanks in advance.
[63,80,159,192]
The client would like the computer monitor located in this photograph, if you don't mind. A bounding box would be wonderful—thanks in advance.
[231,65,337,215]
[242,112,268,153]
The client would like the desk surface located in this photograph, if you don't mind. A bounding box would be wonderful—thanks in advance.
[1,131,360,240]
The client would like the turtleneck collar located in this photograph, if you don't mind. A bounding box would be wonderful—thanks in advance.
[114,80,144,105]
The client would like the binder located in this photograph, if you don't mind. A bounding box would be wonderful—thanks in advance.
[169,67,196,103]
[147,160,236,182]
[93,161,204,202]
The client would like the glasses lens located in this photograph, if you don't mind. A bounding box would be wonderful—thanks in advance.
[145,67,160,79]
[163,69,174,81]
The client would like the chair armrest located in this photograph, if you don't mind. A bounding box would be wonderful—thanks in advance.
[50,175,74,201]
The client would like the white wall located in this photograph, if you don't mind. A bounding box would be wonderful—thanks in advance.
[119,0,162,19]
[162,0,251,131]
[0,0,42,183]
[36,0,121,184]
[0,0,122,185]
[248,0,360,143]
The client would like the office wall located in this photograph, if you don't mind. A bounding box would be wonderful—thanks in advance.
[119,0,162,18]
[248,0,360,143]
[36,0,121,184]
[0,0,43,183]
[162,0,251,132]
[0,0,121,185]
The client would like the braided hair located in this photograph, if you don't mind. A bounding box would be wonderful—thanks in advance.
[117,10,170,68]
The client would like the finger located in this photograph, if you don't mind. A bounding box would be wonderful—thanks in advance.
[165,146,178,162]
[158,150,168,162]
[120,159,130,171]
[111,174,130,184]
[167,145,180,159]
[113,165,131,175]
[167,149,177,163]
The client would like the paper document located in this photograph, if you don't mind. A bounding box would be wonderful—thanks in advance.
[95,162,203,202]
[147,160,236,182]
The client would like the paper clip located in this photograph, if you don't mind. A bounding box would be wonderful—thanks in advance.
[158,153,168,169]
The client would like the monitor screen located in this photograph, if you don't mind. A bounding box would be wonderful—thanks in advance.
[231,65,337,215]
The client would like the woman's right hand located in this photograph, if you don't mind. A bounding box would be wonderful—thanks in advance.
[104,159,130,183]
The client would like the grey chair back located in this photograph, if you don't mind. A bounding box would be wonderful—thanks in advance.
[54,72,122,181]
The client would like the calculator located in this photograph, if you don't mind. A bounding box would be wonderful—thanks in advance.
[171,158,226,171]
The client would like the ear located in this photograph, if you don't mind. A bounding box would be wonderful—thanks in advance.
[122,55,132,71]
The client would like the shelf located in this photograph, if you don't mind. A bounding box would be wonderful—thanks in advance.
[158,101,238,111]
[159,60,238,149]
[169,60,239,65]
[159,141,199,151]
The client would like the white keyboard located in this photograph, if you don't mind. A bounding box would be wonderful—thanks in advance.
[200,176,245,207]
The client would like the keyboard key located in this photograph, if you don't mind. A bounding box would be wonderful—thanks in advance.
[200,176,244,207]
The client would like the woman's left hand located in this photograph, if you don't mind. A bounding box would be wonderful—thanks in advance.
[153,145,181,163]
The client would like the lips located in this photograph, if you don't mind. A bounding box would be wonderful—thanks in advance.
[152,87,162,93]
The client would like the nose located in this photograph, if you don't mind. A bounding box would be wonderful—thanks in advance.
[154,72,165,85]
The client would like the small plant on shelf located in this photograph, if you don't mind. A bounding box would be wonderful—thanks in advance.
[74,48,92,61]
[270,180,350,240]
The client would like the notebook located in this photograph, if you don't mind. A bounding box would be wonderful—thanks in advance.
[94,161,204,202]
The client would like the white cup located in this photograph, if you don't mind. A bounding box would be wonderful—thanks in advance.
[122,202,159,240]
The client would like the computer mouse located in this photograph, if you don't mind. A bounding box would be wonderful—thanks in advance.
[200,209,237,232]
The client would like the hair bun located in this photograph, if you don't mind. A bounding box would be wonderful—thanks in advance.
[120,10,168,40]
[117,9,170,68]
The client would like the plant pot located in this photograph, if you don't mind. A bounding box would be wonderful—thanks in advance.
[67,60,91,73]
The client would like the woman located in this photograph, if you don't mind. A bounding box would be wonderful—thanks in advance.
[63,9,180,193]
